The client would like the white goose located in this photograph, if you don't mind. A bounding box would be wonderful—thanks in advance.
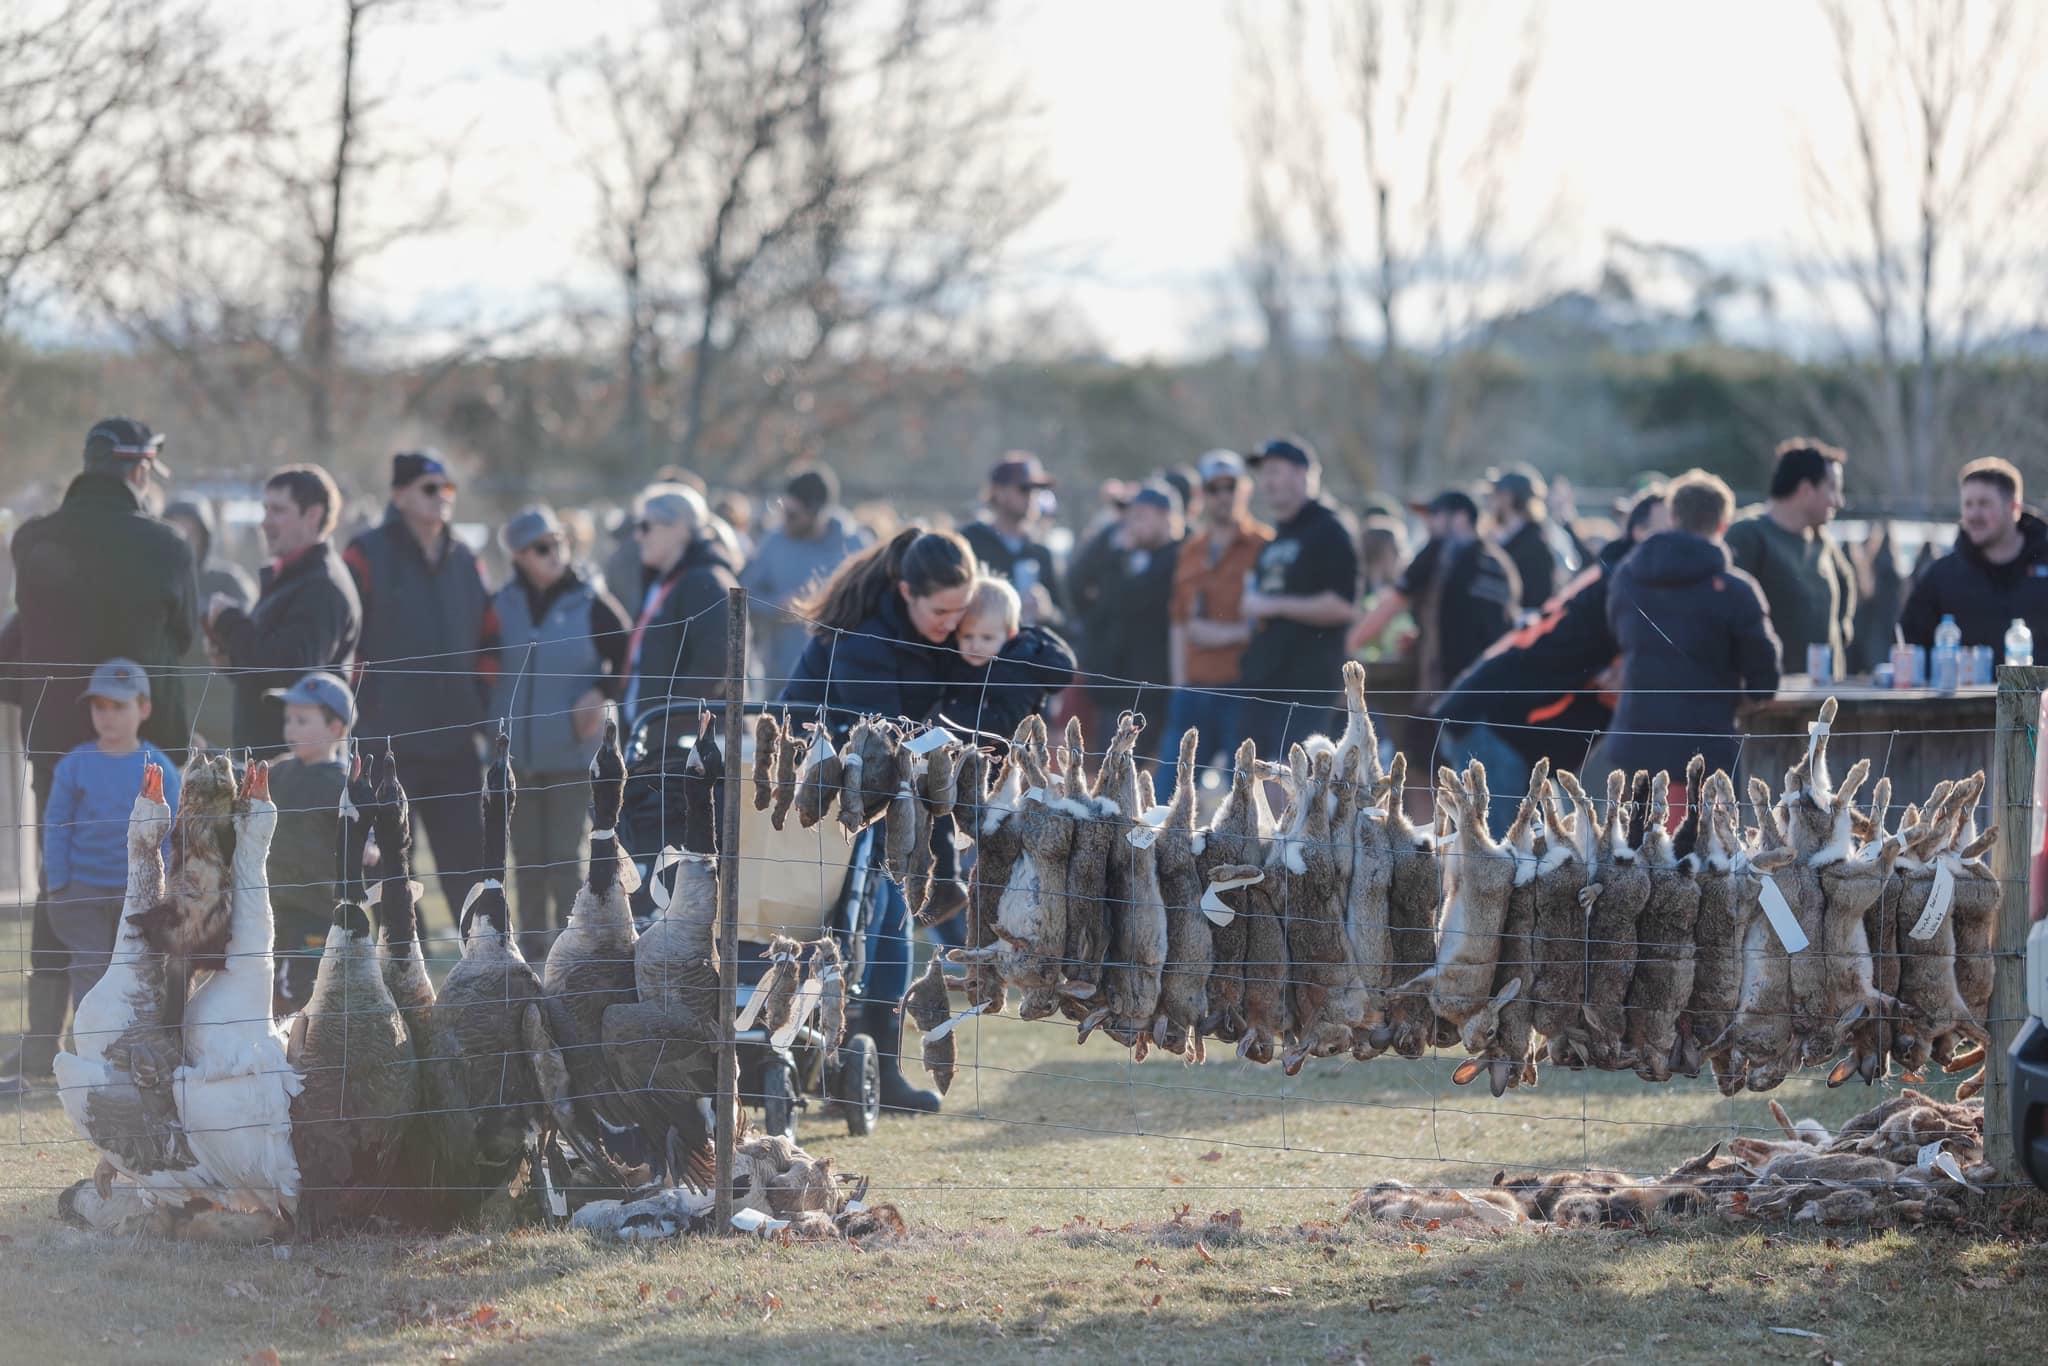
[171,761,305,1220]
[53,762,211,1205]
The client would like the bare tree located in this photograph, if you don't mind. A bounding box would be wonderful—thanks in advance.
[0,2,212,356]
[1793,0,2048,500]
[87,0,485,469]
[554,0,1053,482]
[1229,0,1549,494]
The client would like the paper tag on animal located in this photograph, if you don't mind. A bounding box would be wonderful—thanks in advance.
[1024,786,1047,803]
[1126,824,1160,849]
[1806,719,1829,770]
[925,1001,988,1044]
[1909,860,1957,941]
[1199,869,1264,926]
[806,730,835,766]
[904,728,953,757]
[1756,876,1810,954]
[1931,1150,1974,1189]
[547,1186,569,1219]
[733,981,772,1032]
[770,977,824,1048]
[953,828,976,851]
[1915,1139,1946,1170]
[729,1207,788,1234]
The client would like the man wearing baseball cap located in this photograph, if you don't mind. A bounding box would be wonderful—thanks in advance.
[343,449,500,929]
[960,452,1064,627]
[1237,437,1361,756]
[740,463,871,686]
[1066,481,1183,746]
[3,419,197,1094]
[1348,488,1520,753]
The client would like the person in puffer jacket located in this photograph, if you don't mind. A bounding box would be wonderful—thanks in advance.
[1606,469,1781,786]
[1898,457,2048,652]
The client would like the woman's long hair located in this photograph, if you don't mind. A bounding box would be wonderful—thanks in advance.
[794,526,977,634]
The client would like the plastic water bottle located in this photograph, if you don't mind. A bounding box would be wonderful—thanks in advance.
[2006,617,2034,668]
[1932,614,1963,693]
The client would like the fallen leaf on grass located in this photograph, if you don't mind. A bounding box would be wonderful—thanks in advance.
[1134,1257,1160,1272]
[638,1282,651,1302]
[1145,1294,1163,1309]
[1410,1243,1430,1257]
[314,1306,338,1330]
[1195,1241,1216,1264]
[1198,1151,1222,1162]
[244,1352,280,1366]
[1423,1219,1441,1232]
[1506,1281,1525,1296]
[470,1305,498,1327]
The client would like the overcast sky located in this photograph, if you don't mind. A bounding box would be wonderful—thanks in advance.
[225,0,2032,359]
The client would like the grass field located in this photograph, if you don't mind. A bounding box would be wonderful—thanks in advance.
[3,912,2044,1363]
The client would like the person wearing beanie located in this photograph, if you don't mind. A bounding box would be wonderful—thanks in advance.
[740,464,870,687]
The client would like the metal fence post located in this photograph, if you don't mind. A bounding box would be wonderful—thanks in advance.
[714,585,747,1231]
[1987,665,2045,1182]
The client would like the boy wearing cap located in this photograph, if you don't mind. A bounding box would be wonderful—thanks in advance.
[42,660,181,1009]
[263,671,358,1010]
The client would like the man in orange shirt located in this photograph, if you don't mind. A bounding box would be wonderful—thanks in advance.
[1163,450,1274,775]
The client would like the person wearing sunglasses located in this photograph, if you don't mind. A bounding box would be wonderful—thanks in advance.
[621,483,744,727]
[1163,449,1272,777]
[3,418,198,1096]
[489,506,632,960]
[343,450,501,932]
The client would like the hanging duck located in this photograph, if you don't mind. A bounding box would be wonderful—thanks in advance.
[600,712,726,1189]
[417,733,568,1220]
[171,759,305,1224]
[285,751,418,1236]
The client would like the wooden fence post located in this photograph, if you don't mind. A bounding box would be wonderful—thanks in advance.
[713,586,747,1231]
[1987,665,2045,1183]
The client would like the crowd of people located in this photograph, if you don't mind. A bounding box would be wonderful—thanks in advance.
[3,413,2045,1110]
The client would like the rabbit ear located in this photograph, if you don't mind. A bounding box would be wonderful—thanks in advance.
[1831,758,1871,815]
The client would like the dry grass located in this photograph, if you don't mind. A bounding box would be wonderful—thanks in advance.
[3,915,2044,1363]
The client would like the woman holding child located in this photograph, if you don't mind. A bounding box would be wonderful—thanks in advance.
[781,527,1073,1115]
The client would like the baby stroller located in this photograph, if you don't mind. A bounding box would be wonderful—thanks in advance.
[618,700,884,1141]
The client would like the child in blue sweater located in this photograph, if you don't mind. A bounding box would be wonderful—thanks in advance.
[42,659,179,1008]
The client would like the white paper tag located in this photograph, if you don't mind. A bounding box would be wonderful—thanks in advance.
[1199,869,1265,926]
[1126,824,1160,849]
[730,1207,789,1233]
[905,728,952,757]
[1190,832,1206,856]
[1909,860,1957,941]
[953,828,976,851]
[650,846,682,912]
[1757,875,1810,954]
[1932,1150,1973,1189]
[806,730,835,766]
[924,1001,989,1044]
[733,979,772,1032]
[548,1187,569,1218]
[1140,804,1172,827]
[588,828,616,841]
[1024,786,1047,803]
[1916,1139,1946,1170]
[770,977,824,1048]
[1806,719,1829,770]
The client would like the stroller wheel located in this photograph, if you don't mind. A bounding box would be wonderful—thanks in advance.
[836,1033,881,1137]
[762,1059,799,1143]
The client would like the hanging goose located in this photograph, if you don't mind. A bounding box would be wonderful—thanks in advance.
[417,733,568,1221]
[171,760,305,1224]
[600,714,726,1189]
[541,720,649,1185]
[53,762,205,1213]
[369,747,436,1041]
[285,752,418,1236]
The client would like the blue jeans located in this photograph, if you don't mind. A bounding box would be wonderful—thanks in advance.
[1439,723,1531,839]
[861,853,913,1006]
[1161,687,1242,778]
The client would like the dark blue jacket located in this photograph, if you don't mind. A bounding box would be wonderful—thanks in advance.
[1436,533,1633,767]
[941,625,1076,741]
[779,589,965,729]
[1898,511,2048,651]
[1605,531,1781,779]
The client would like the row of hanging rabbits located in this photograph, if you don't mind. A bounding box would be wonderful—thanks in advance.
[56,718,847,1240]
[786,667,2000,1099]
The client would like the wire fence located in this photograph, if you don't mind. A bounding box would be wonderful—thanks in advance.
[0,587,2033,1235]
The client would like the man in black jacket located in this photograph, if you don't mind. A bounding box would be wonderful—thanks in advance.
[1486,464,1562,612]
[3,418,196,1093]
[1434,485,1670,832]
[1349,489,1520,705]
[1066,482,1181,749]
[1899,457,2048,652]
[208,464,362,756]
[622,483,744,724]
[344,450,499,927]
[1606,469,1781,787]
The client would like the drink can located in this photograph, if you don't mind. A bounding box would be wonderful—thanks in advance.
[1806,643,1834,684]
[1890,643,1922,688]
